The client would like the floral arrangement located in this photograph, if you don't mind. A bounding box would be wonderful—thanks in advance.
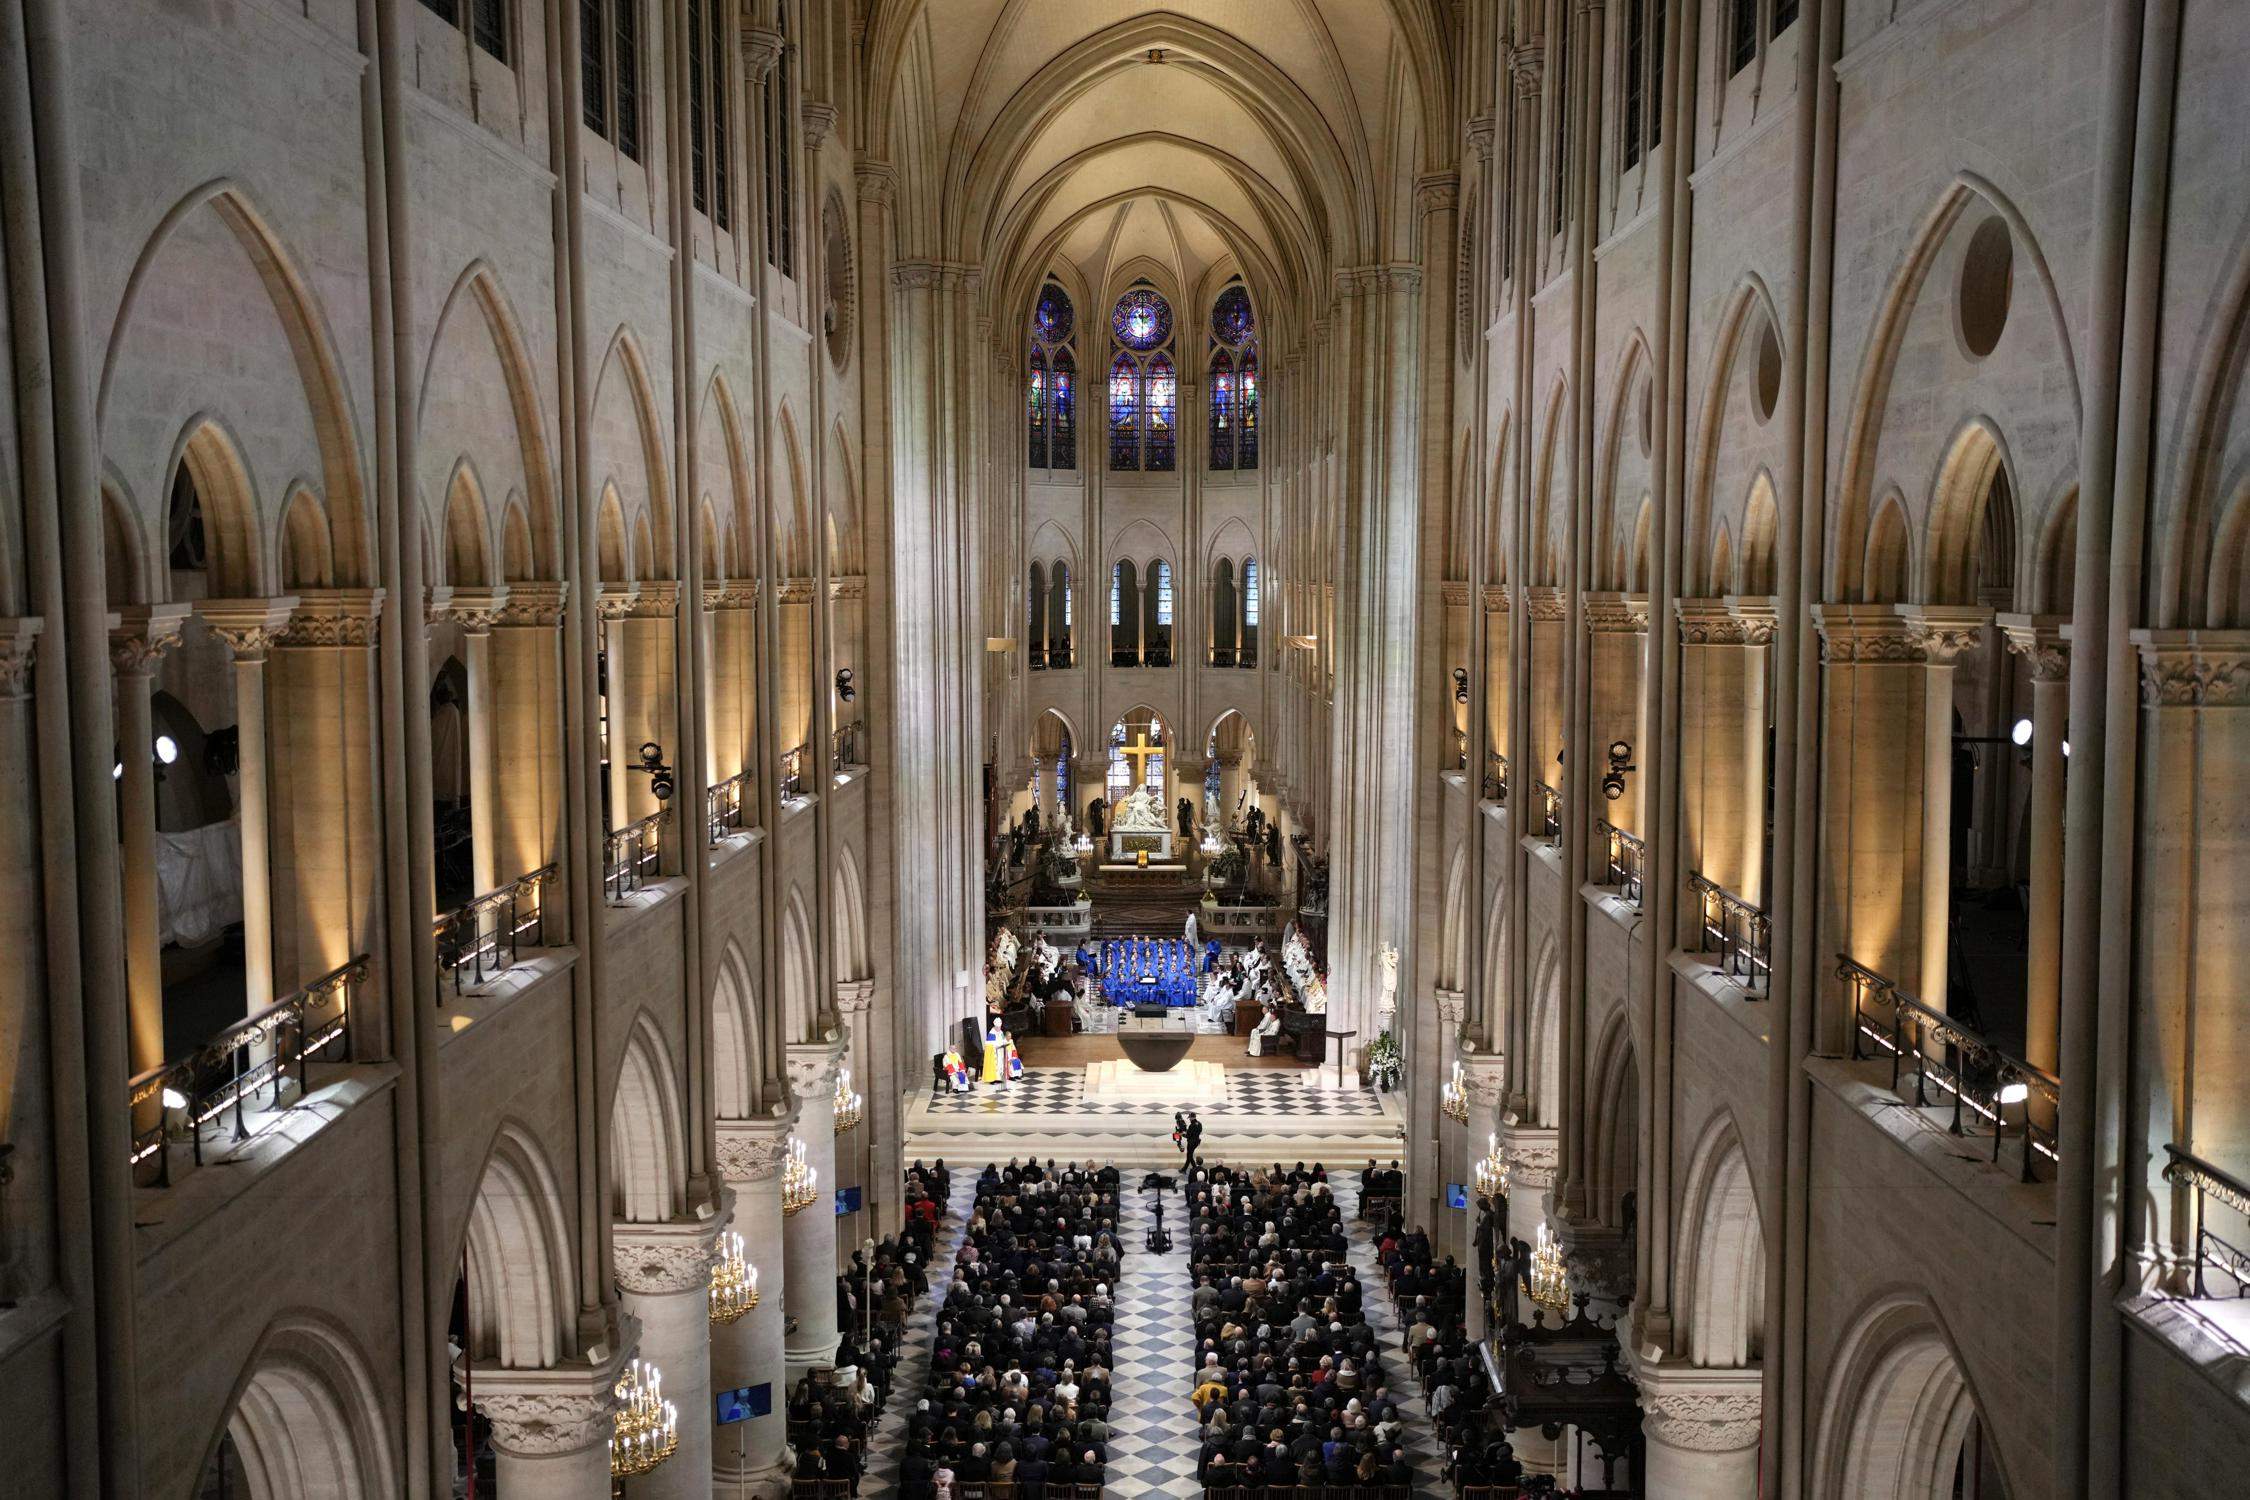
[1367,1030,1404,1090]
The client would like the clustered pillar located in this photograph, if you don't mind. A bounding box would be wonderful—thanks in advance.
[782,1038,844,1376]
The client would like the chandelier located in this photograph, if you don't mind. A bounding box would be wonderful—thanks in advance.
[780,1134,819,1216]
[833,1068,863,1133]
[708,1229,760,1325]
[1527,1223,1569,1311]
[1440,1061,1469,1125]
[1473,1132,1510,1200]
[609,1358,678,1478]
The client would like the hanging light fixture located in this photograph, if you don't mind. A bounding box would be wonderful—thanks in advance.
[1473,1132,1510,1200]
[832,1068,863,1133]
[609,1358,678,1478]
[708,1230,760,1324]
[781,1134,820,1216]
[1527,1223,1569,1311]
[1440,1061,1469,1125]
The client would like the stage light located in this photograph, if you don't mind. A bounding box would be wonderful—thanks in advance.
[155,733,179,765]
[1999,1081,2030,1106]
[113,759,124,781]
[161,1087,189,1111]
[2062,740,2071,758]
[2010,717,2033,747]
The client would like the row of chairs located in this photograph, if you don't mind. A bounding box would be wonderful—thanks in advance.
[791,1484,1109,1499]
[1201,1486,1418,1500]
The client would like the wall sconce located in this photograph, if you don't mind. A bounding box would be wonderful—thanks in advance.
[1602,740,1636,802]
[631,741,675,801]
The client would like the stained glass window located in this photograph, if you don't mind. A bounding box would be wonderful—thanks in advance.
[1243,558,1259,625]
[1112,288,1172,350]
[1029,282,1076,471]
[1145,353,1176,471]
[1108,352,1140,470]
[1109,564,1122,626]
[1208,282,1258,472]
[1156,560,1174,626]
[1210,352,1235,470]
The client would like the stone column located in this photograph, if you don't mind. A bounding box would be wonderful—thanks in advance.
[1484,584,1512,785]
[597,585,640,833]
[1999,615,2069,1075]
[834,980,876,1250]
[614,1207,730,1500]
[1460,1050,1509,1341]
[1810,604,1986,1021]
[439,588,508,897]
[109,604,191,1072]
[1676,599,1774,908]
[619,584,681,830]
[268,589,388,991]
[776,578,815,772]
[782,1039,844,1374]
[491,584,571,892]
[1583,593,1650,837]
[1499,1115,1560,1253]
[1523,587,1567,817]
[1633,1358,1763,1500]
[707,583,755,788]
[715,1119,796,1494]
[200,598,301,1018]
[471,1357,628,1500]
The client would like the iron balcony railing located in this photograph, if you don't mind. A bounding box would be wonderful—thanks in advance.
[1484,750,1508,804]
[707,769,752,841]
[1688,873,1770,991]
[604,809,666,901]
[1593,819,1646,907]
[832,720,865,770]
[1839,955,2060,1181]
[435,865,555,995]
[1211,644,1238,667]
[1533,780,1562,840]
[2160,1145,2250,1299]
[127,956,364,1185]
[780,743,808,800]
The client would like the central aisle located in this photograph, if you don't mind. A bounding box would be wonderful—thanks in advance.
[1105,1184,1205,1496]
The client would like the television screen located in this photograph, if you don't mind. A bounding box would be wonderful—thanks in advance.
[1445,1182,1468,1209]
[835,1185,863,1215]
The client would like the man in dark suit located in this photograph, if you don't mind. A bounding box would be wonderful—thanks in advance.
[1184,1110,1205,1170]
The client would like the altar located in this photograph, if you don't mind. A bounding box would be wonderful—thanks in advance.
[1104,779,1176,861]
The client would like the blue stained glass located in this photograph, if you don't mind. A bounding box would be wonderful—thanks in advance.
[1033,283,1075,344]
[1108,352,1140,470]
[1051,356,1076,470]
[1111,287,1172,351]
[1239,354,1259,470]
[1209,352,1235,470]
[1145,352,1176,471]
[1213,283,1255,346]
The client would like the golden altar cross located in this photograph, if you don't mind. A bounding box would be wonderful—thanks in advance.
[1120,730,1163,783]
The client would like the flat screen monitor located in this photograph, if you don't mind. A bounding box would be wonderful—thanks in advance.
[1445,1182,1468,1209]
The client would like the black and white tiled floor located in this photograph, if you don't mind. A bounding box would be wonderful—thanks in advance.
[855,1170,1453,1499]
[923,1068,1390,1119]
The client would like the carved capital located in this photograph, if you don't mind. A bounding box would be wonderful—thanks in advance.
[1335,263,1423,298]
[1675,596,1773,646]
[1433,988,1467,1026]
[1460,1051,1509,1107]
[1415,172,1460,217]
[856,160,897,206]
[834,978,876,1015]
[740,23,784,82]
[1812,603,1987,665]
[829,575,867,601]
[773,576,816,604]
[495,581,569,627]
[109,603,194,676]
[626,581,681,620]
[1998,613,2071,682]
[198,596,301,661]
[784,1038,845,1098]
[434,584,509,634]
[2133,628,2250,707]
[0,616,42,700]
[1633,1360,1765,1454]
[468,1351,633,1458]
[1499,1122,1559,1188]
[801,99,837,152]
[1440,581,1471,607]
[890,259,979,292]
[614,1211,730,1295]
[1522,585,1566,623]
[1465,115,1496,161]
[596,584,640,622]
[275,588,386,648]
[1899,604,1991,664]
[1511,44,1545,97]
[1583,591,1648,635]
[717,1117,798,1183]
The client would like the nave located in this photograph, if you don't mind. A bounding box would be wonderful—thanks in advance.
[848,1160,1466,1500]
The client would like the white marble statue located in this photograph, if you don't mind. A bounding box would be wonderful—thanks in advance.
[1378,943,1400,1021]
[1114,785,1167,831]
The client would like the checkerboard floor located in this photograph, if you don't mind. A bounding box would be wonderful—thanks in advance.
[855,1170,1450,1500]
[923,1068,1389,1119]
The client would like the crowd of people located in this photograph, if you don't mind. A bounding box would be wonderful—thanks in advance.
[1181,1163,1421,1493]
[890,1158,1129,1499]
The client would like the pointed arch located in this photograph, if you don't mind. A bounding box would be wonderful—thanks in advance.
[172,416,265,596]
[1739,471,1780,595]
[1863,491,1913,604]
[712,939,763,1121]
[772,403,814,580]
[1526,931,1564,1128]
[278,485,335,592]
[610,1015,687,1224]
[1685,275,1787,594]
[1586,1010,1640,1229]
[441,461,492,588]
[589,326,675,580]
[420,260,563,581]
[455,1121,577,1369]
[101,476,151,606]
[782,886,820,1042]
[1811,1293,2001,1500]
[1922,418,2017,606]
[198,1312,398,1500]
[1675,1111,1765,1369]
[833,845,871,982]
[1438,842,1469,990]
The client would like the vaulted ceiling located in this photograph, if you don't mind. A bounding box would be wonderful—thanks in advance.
[866,0,1451,340]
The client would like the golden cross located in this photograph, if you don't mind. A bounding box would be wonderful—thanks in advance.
[1120,730,1163,783]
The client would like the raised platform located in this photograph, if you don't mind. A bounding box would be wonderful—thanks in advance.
[903,1065,1405,1168]
[1015,1034,1309,1069]
[1096,862,1188,875]
[1085,1057,1227,1104]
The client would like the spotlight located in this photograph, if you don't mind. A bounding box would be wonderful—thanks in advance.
[112,759,123,782]
[1998,1081,2030,1106]
[1452,666,1470,705]
[2062,740,2071,758]
[836,666,857,703]
[1601,740,1636,801]
[155,733,179,765]
[633,742,676,801]
[2010,717,2033,747]
[161,1087,188,1111]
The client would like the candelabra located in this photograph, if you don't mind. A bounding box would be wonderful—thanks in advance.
[609,1358,678,1478]
[708,1229,760,1324]
[833,1068,863,1133]
[1527,1223,1569,1311]
[1440,1061,1469,1125]
[780,1134,819,1216]
[1473,1131,1510,1200]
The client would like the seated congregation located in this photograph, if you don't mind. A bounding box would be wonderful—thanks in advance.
[1182,1163,1420,1495]
[892,1158,1130,1499]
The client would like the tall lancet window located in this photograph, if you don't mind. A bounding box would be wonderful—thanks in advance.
[1208,282,1259,471]
[1028,281,1077,470]
[1107,283,1177,471]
